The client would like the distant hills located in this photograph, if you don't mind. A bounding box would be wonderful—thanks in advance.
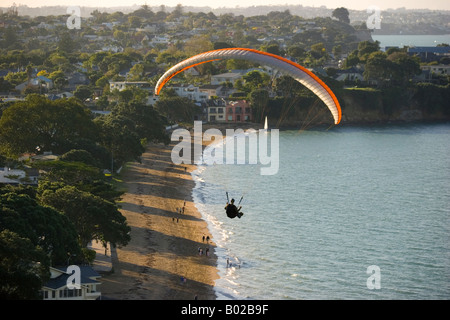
[1,4,449,35]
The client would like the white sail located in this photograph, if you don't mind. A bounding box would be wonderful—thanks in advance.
[264,116,268,130]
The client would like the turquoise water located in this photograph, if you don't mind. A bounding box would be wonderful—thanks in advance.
[192,123,450,299]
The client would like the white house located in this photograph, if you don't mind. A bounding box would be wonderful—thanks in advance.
[0,167,39,185]
[211,72,242,85]
[15,76,53,92]
[169,84,208,101]
[421,64,450,75]
[199,85,223,99]
[101,44,124,53]
[147,95,159,106]
[334,67,365,82]
[109,81,152,92]
[151,35,170,46]
[41,266,101,300]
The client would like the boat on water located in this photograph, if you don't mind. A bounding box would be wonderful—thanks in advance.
[260,116,268,132]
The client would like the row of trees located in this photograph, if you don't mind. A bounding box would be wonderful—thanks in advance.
[0,94,170,299]
[0,94,169,165]
[341,41,422,87]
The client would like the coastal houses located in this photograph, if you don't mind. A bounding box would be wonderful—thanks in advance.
[15,76,53,93]
[109,81,153,92]
[211,72,242,86]
[0,166,39,186]
[226,100,253,122]
[407,46,450,62]
[41,266,101,300]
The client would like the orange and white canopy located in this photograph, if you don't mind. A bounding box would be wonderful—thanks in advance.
[155,48,341,125]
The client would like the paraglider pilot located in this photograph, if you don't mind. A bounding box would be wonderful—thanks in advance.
[225,198,243,219]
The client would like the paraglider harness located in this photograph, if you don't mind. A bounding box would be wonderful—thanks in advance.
[225,192,244,219]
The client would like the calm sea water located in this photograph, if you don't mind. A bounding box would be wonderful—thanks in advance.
[372,34,450,48]
[192,123,450,300]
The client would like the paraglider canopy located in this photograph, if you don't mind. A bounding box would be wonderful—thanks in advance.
[154,48,342,124]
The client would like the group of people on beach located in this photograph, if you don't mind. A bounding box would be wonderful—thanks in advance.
[198,247,210,256]
[172,200,187,223]
[199,234,212,257]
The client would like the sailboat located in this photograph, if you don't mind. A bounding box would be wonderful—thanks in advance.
[260,116,268,133]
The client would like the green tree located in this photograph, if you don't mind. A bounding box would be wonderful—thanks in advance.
[0,95,97,156]
[249,89,270,123]
[0,230,49,300]
[184,35,213,56]
[387,52,421,84]
[128,63,144,81]
[39,185,130,248]
[287,46,306,61]
[48,70,67,91]
[343,50,360,68]
[4,71,27,87]
[242,70,271,92]
[363,51,393,86]
[3,27,18,48]
[57,32,76,53]
[33,160,104,185]
[332,7,350,24]
[59,149,101,168]
[0,186,82,266]
[358,41,381,61]
[310,42,327,60]
[264,43,281,56]
[95,75,110,89]
[95,114,145,169]
[111,101,170,144]
[73,85,93,101]
[154,97,200,123]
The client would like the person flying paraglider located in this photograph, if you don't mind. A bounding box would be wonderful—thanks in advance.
[225,196,244,219]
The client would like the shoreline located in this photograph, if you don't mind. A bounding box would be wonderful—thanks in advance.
[100,142,218,300]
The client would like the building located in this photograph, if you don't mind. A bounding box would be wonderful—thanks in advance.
[200,84,236,99]
[211,72,242,85]
[0,166,39,186]
[334,67,365,82]
[169,84,208,101]
[41,266,101,300]
[207,100,227,122]
[15,76,53,92]
[420,64,450,76]
[407,46,450,62]
[226,100,252,122]
[109,81,153,92]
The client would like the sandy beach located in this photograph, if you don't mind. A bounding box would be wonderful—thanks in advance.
[100,139,218,300]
